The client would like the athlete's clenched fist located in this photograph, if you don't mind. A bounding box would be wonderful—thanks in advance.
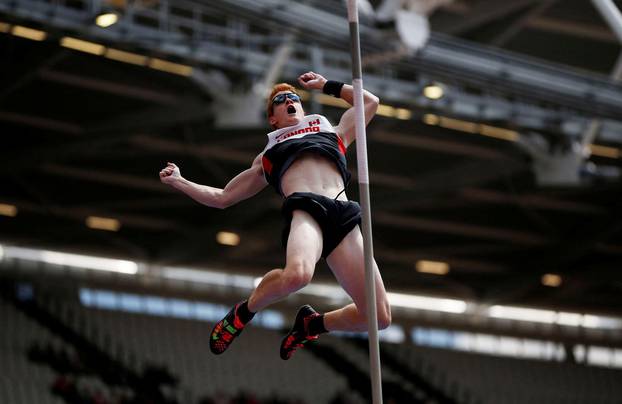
[297,71,327,91]
[159,162,181,185]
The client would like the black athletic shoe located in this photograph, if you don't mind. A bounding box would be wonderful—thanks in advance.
[209,302,247,355]
[280,305,321,360]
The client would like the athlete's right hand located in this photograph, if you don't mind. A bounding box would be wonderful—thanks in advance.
[159,162,181,185]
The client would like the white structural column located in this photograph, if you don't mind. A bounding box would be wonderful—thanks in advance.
[346,1,384,404]
[583,0,622,151]
[592,0,622,41]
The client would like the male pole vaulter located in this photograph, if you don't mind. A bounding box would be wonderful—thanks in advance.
[160,71,391,360]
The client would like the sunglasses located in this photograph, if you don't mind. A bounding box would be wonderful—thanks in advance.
[271,93,301,105]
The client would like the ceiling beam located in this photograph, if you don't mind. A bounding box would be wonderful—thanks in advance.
[432,0,539,36]
[87,197,195,211]
[0,50,68,102]
[377,246,510,274]
[398,242,526,257]
[490,0,558,47]
[374,159,526,211]
[38,69,181,105]
[7,0,622,121]
[537,209,622,272]
[36,162,550,250]
[0,110,83,135]
[1,197,181,232]
[87,102,212,134]
[132,134,424,191]
[526,16,618,43]
[375,211,549,246]
[460,188,607,215]
[37,143,413,199]
[370,131,514,161]
[596,243,622,255]
[432,0,618,44]
[41,163,173,194]
[130,134,255,165]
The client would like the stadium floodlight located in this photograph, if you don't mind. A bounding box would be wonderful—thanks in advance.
[86,216,121,232]
[489,305,557,323]
[216,231,240,246]
[0,203,17,217]
[423,83,444,99]
[541,273,562,287]
[416,260,449,275]
[11,25,47,41]
[4,246,137,274]
[95,13,119,28]
[389,292,467,313]
[61,37,106,55]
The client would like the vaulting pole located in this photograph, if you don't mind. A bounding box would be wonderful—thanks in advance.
[345,1,383,403]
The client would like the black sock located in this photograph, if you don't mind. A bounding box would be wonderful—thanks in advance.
[236,300,255,324]
[307,314,328,336]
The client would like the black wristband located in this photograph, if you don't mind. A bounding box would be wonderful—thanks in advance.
[323,80,345,98]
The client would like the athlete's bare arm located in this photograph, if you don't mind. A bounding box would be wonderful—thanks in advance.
[159,154,267,209]
[297,71,379,148]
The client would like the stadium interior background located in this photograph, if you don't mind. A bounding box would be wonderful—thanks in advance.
[1,0,622,403]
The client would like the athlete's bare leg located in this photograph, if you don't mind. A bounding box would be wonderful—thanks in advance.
[247,210,323,312]
[324,226,392,332]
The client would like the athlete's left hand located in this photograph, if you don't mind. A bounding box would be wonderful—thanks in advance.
[298,71,327,90]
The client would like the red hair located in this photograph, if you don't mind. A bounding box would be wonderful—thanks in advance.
[266,83,299,117]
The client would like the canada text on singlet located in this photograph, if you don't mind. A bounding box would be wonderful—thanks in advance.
[261,114,351,195]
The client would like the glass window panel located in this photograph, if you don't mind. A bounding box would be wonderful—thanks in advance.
[119,293,142,313]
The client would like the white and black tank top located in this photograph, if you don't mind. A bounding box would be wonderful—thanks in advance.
[261,114,350,195]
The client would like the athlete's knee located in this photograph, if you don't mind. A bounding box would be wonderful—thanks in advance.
[283,259,314,292]
[377,300,392,330]
[354,301,391,330]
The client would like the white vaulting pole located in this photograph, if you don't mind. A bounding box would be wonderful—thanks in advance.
[346,1,383,403]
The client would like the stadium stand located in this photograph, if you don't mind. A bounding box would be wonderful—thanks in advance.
[0,298,66,404]
[75,304,355,403]
[3,282,622,404]
[385,341,622,404]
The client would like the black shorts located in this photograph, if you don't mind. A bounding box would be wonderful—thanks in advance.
[281,192,362,258]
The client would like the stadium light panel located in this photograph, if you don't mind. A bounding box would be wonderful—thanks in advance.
[589,144,621,159]
[422,113,440,125]
[541,273,562,287]
[216,231,240,246]
[395,108,412,120]
[557,312,583,326]
[105,48,147,66]
[148,58,193,76]
[61,37,106,55]
[0,203,18,217]
[4,241,621,330]
[582,314,622,329]
[389,292,467,313]
[376,104,397,117]
[12,25,47,41]
[4,246,137,274]
[162,267,256,289]
[439,116,479,134]
[480,124,519,141]
[416,260,450,275]
[86,216,121,232]
[489,305,557,323]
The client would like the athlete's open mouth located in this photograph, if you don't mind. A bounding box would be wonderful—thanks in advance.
[287,105,296,114]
